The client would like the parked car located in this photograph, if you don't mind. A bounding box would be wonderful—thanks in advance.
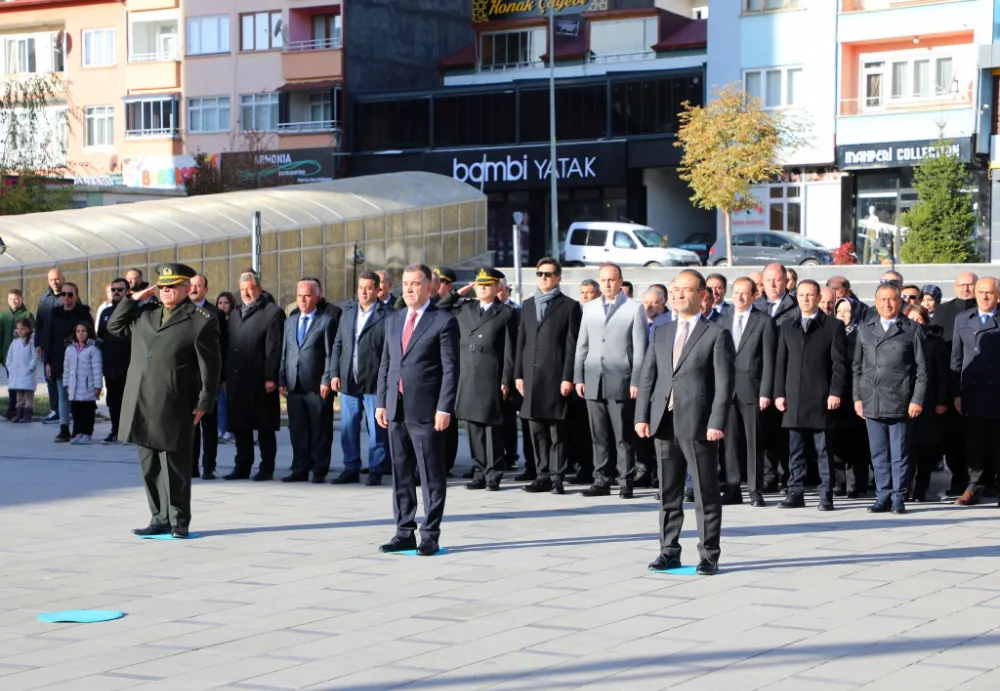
[708,231,834,267]
[562,222,702,268]
[674,230,717,265]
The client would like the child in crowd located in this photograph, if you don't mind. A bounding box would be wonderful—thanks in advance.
[63,321,103,444]
[6,317,37,423]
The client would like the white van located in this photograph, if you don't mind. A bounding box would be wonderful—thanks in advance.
[561,222,701,268]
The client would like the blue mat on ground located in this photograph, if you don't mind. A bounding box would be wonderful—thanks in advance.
[650,565,699,576]
[136,533,199,540]
[391,548,449,556]
[38,610,124,624]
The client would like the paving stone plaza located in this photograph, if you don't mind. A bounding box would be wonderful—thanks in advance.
[3,419,1000,691]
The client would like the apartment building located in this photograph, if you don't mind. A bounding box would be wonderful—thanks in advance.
[349,0,714,265]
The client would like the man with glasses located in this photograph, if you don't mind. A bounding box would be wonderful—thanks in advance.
[109,263,221,539]
[97,278,131,444]
[44,282,93,443]
[35,268,65,424]
[901,285,922,305]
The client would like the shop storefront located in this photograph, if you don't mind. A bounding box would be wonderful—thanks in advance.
[350,140,629,264]
[836,137,985,264]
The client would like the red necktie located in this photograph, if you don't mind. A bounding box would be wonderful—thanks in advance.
[399,311,417,393]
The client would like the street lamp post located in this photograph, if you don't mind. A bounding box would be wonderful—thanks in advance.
[547,8,559,258]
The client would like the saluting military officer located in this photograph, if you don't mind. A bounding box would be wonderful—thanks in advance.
[108,263,221,539]
[455,267,517,490]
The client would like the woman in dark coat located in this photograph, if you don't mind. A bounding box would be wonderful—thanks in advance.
[831,297,871,497]
[904,303,949,501]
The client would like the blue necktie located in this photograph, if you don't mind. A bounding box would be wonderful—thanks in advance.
[981,314,990,325]
[297,314,310,346]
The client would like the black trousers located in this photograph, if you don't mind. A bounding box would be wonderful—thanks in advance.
[105,375,127,437]
[761,406,788,488]
[467,420,504,485]
[138,445,192,530]
[832,408,870,493]
[788,429,833,503]
[942,408,969,492]
[287,389,333,478]
[723,398,762,494]
[566,394,593,477]
[587,397,636,487]
[192,405,218,474]
[502,392,532,472]
[70,401,96,436]
[389,398,447,542]
[233,429,277,476]
[912,443,938,499]
[529,419,567,482]
[965,416,1000,493]
[654,414,721,564]
[444,415,459,474]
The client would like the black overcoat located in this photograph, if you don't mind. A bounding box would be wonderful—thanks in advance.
[225,301,285,431]
[774,311,847,430]
[454,299,515,425]
[513,292,581,421]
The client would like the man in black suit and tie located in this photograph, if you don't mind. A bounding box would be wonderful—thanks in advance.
[707,274,734,318]
[376,263,459,556]
[188,274,224,479]
[331,271,390,485]
[719,277,775,507]
[952,277,1000,507]
[278,279,340,483]
[636,270,734,576]
[774,280,847,511]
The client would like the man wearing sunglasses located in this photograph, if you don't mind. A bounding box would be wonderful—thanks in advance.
[97,278,132,444]
[901,285,922,305]
[44,282,93,443]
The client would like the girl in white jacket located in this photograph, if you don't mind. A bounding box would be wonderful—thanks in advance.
[63,321,103,444]
[6,318,37,423]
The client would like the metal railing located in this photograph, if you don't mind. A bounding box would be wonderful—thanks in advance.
[589,50,656,64]
[128,51,178,63]
[284,36,342,52]
[840,0,961,11]
[839,94,971,116]
[124,127,179,138]
[277,120,339,134]
[476,60,544,73]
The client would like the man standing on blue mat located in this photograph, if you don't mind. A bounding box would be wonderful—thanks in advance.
[108,263,221,539]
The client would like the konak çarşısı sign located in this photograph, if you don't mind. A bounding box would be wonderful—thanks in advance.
[475,0,590,22]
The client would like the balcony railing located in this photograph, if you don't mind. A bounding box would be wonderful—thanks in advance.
[129,51,178,63]
[841,0,963,11]
[839,94,971,116]
[125,127,179,138]
[589,50,656,64]
[476,60,543,73]
[285,37,342,52]
[277,120,340,134]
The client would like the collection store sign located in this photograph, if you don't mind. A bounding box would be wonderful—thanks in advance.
[836,138,973,169]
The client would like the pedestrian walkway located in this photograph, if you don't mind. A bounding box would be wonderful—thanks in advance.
[1,421,999,690]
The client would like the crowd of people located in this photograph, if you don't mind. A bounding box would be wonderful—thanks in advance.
[3,258,997,570]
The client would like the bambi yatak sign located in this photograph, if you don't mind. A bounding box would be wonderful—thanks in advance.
[453,154,596,185]
[477,0,589,21]
[444,142,626,190]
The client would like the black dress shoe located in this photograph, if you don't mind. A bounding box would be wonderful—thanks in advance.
[252,472,273,481]
[847,490,863,499]
[684,489,695,503]
[581,485,611,497]
[379,535,417,553]
[366,473,383,486]
[514,471,536,482]
[550,481,565,495]
[749,491,766,507]
[223,471,250,480]
[818,502,835,512]
[416,539,440,556]
[779,494,806,509]
[633,474,652,489]
[522,480,552,493]
[281,472,310,483]
[486,483,501,491]
[465,479,487,490]
[721,491,743,505]
[696,559,719,576]
[891,502,906,515]
[132,524,171,536]
[171,528,190,539]
[648,555,683,571]
[619,487,634,499]
[310,475,326,483]
[192,468,201,479]
[202,470,216,480]
[330,471,360,484]
[868,500,892,513]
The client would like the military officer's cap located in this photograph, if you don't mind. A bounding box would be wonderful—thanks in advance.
[433,267,457,284]
[154,262,197,287]
[474,267,503,286]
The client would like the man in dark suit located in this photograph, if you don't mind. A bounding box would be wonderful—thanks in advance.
[636,269,734,576]
[753,262,799,492]
[331,271,390,485]
[376,263,459,556]
[774,280,847,511]
[375,270,398,308]
[634,286,672,488]
[278,279,339,483]
[223,272,286,481]
[97,277,131,445]
[515,257,582,495]
[188,274,224,479]
[454,268,516,491]
[707,273,734,318]
[951,276,1000,507]
[853,282,928,514]
[719,276,775,507]
[934,271,978,496]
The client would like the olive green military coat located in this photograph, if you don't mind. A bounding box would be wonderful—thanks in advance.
[108,296,221,452]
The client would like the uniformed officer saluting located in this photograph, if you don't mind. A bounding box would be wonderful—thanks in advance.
[455,267,516,491]
[108,262,221,538]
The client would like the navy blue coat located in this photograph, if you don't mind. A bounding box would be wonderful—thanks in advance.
[950,308,1000,419]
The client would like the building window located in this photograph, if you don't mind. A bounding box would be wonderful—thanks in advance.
[743,66,802,109]
[82,29,115,67]
[188,96,230,133]
[5,37,37,74]
[240,11,283,52]
[745,0,804,11]
[130,17,178,62]
[311,14,342,49]
[860,51,961,110]
[767,185,802,233]
[308,92,332,123]
[611,75,702,137]
[84,106,114,148]
[589,18,657,62]
[187,15,230,56]
[125,97,177,137]
[479,29,545,71]
[51,32,65,72]
[240,92,279,131]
